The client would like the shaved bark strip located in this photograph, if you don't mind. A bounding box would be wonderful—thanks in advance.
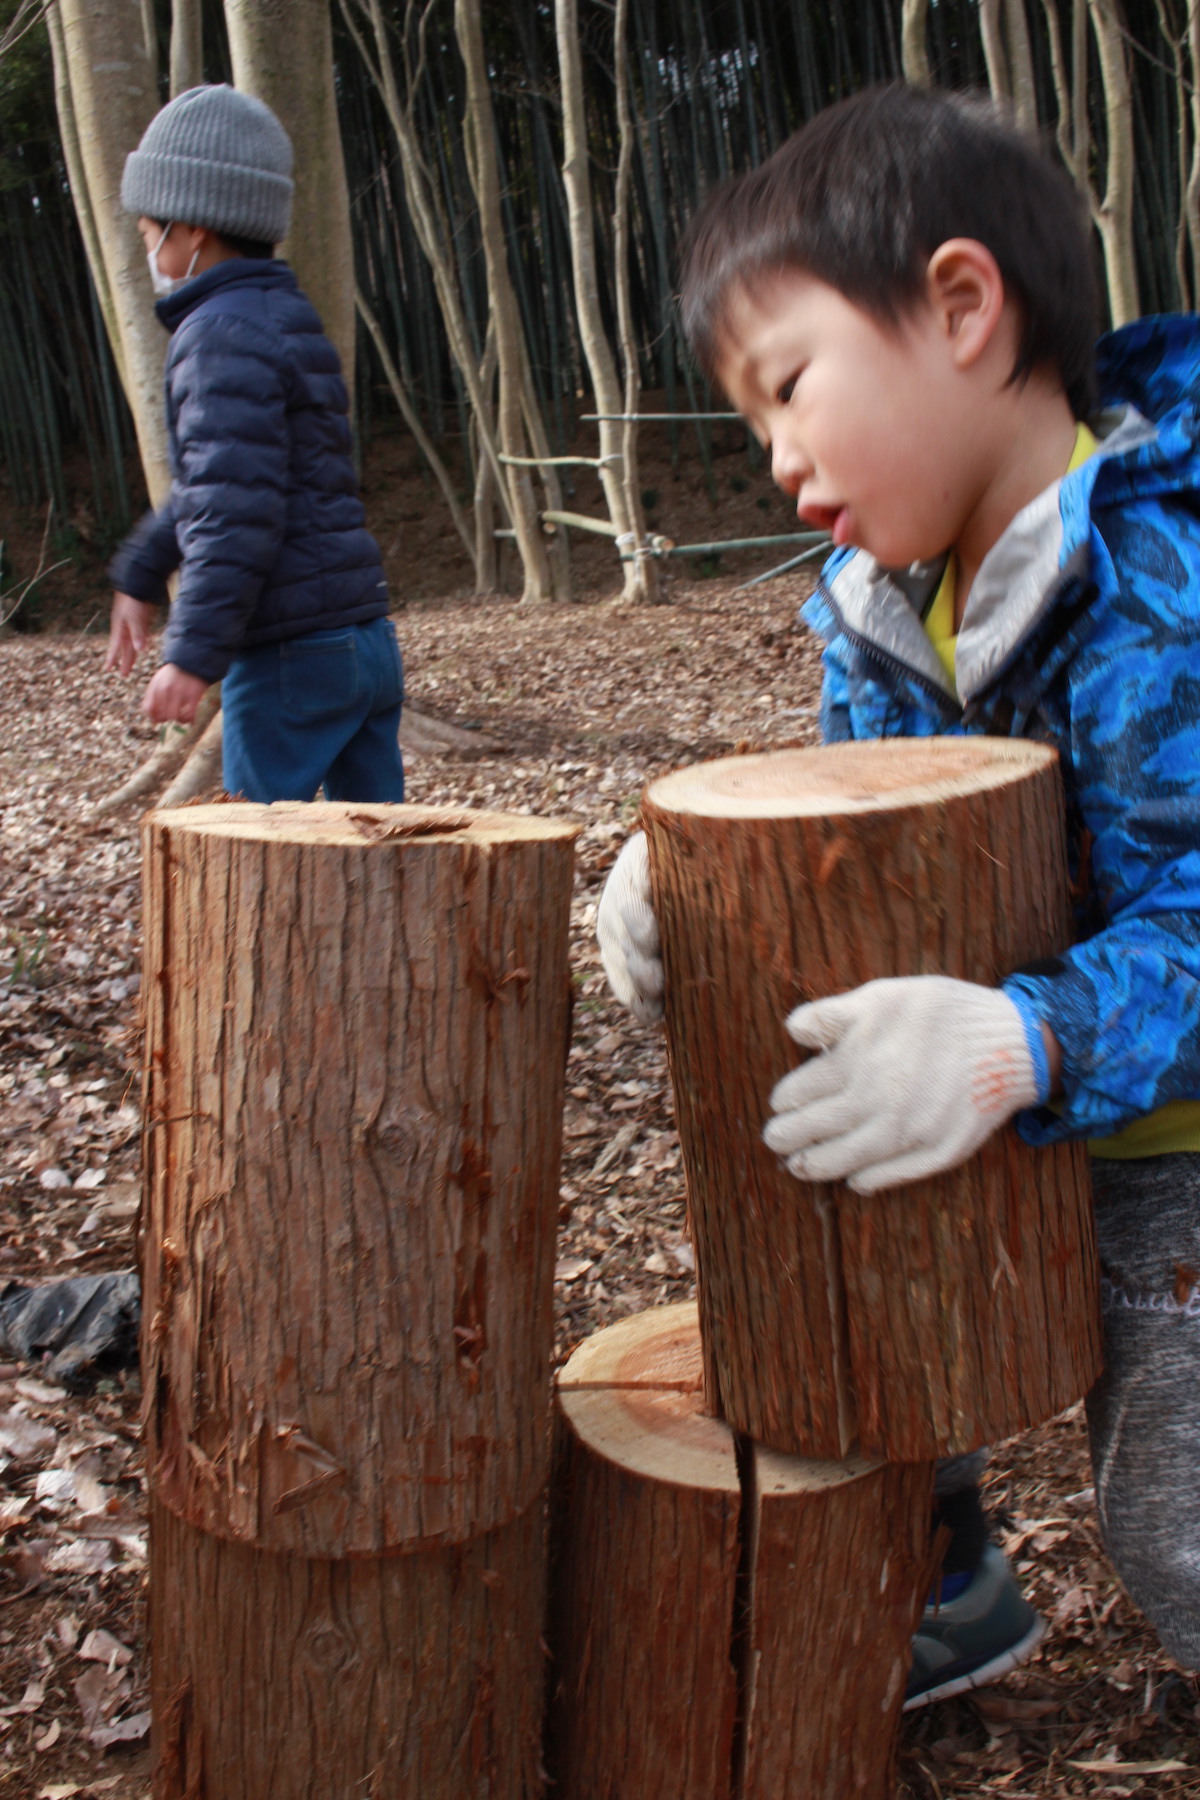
[642,741,1101,1461]
[547,1304,933,1799]
[141,801,576,1553]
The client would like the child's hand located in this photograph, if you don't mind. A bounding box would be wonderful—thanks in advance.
[143,663,209,725]
[596,832,664,1024]
[105,592,159,676]
[763,975,1048,1192]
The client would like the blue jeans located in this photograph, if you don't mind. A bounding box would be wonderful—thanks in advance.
[221,617,406,803]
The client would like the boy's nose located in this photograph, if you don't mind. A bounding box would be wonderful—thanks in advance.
[769,438,810,498]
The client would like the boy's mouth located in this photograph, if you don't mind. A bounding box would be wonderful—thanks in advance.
[798,500,852,546]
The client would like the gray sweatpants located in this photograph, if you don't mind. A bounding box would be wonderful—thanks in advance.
[1085,1153,1200,1668]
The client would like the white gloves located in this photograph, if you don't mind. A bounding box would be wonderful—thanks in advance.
[763,975,1044,1193]
[596,832,664,1024]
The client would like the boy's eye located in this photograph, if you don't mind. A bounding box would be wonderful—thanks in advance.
[776,373,801,404]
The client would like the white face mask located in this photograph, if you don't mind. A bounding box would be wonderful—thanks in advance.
[147,223,200,297]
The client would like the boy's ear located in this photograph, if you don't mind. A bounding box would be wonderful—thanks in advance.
[924,239,1006,369]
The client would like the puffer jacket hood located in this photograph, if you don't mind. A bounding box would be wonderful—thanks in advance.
[109,259,388,682]
[798,315,1200,1145]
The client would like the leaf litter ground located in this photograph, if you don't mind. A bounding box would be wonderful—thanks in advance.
[1,575,1198,1799]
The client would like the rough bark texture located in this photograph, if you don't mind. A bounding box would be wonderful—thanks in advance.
[140,802,575,1553]
[150,1492,547,1800]
[642,741,1102,1461]
[547,1303,933,1800]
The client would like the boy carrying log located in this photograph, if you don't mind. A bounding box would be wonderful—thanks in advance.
[599,84,1200,1705]
[104,84,405,805]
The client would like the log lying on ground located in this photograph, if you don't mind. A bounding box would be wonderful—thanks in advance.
[547,1303,934,1800]
[643,740,1101,1461]
[151,1493,546,1800]
[141,802,576,1554]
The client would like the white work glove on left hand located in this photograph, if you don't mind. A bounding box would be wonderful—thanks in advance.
[763,975,1045,1193]
[596,832,664,1024]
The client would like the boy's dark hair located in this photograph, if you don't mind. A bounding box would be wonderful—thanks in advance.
[150,220,275,262]
[680,84,1098,419]
[220,231,276,261]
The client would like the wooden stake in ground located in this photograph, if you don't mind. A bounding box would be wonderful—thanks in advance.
[642,740,1101,1461]
[547,1303,934,1800]
[141,803,575,1554]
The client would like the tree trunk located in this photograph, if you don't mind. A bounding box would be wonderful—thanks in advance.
[151,1493,546,1799]
[140,801,576,1554]
[642,740,1102,1462]
[1088,0,1141,324]
[1005,0,1038,132]
[612,0,658,603]
[342,0,515,544]
[224,0,356,386]
[455,0,553,603]
[547,1303,934,1800]
[556,0,652,603]
[979,0,1012,101]
[901,0,931,86]
[50,0,171,504]
[169,0,203,96]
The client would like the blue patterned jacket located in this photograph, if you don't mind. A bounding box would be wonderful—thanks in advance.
[800,315,1200,1145]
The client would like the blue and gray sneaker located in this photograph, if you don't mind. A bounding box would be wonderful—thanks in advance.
[903,1544,1046,1711]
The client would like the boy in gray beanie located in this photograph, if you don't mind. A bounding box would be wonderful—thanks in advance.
[105,83,405,804]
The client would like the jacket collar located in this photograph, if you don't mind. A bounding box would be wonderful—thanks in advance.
[819,404,1157,707]
[155,257,294,332]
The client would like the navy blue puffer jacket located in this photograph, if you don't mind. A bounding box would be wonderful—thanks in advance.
[108,259,389,683]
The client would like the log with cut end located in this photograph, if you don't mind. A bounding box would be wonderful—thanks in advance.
[546,1303,934,1800]
[642,740,1101,1461]
[150,1493,546,1800]
[140,802,576,1554]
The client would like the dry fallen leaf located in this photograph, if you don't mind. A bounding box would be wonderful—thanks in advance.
[0,1410,56,1461]
[34,1717,61,1752]
[88,1708,150,1749]
[79,1629,132,1669]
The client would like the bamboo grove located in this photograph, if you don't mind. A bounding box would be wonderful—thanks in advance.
[0,0,1196,600]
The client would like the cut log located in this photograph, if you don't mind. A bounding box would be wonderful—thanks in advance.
[642,740,1101,1461]
[140,801,576,1553]
[150,1492,546,1800]
[547,1303,934,1800]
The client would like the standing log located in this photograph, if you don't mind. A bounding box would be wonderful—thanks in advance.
[642,740,1101,1461]
[547,1303,934,1800]
[151,1494,546,1800]
[141,801,576,1554]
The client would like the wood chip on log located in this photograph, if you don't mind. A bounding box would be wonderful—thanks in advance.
[547,1302,935,1800]
[140,802,577,1554]
[642,740,1102,1461]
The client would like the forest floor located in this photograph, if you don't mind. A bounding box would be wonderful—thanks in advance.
[1,424,1199,1796]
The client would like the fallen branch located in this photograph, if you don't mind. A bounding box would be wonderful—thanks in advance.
[156,708,224,808]
[93,685,222,814]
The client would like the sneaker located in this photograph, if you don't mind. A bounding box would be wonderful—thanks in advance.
[903,1543,1046,1710]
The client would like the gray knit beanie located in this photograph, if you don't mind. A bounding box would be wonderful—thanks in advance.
[121,84,293,245]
